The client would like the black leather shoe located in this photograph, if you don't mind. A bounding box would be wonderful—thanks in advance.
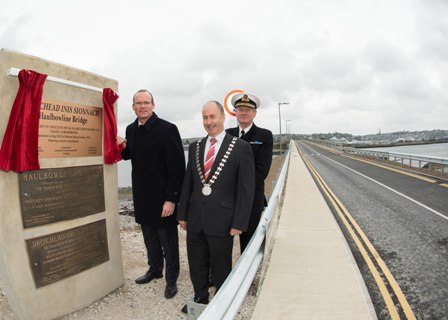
[194,297,209,304]
[135,272,163,284]
[181,297,209,314]
[165,284,177,299]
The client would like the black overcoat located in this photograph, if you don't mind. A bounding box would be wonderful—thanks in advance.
[226,124,273,213]
[122,113,185,227]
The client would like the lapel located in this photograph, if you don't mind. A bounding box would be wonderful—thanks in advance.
[227,127,239,137]
[198,136,207,175]
[242,124,257,142]
[141,112,159,132]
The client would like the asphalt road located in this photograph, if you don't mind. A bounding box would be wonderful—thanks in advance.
[296,140,448,320]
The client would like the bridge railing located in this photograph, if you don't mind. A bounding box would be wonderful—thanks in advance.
[342,147,448,176]
[197,148,291,320]
[307,139,448,180]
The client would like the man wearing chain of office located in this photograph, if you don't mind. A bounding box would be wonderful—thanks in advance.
[177,100,255,312]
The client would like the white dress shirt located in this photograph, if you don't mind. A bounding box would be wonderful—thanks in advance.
[204,130,226,163]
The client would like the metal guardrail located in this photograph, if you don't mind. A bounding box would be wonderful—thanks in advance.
[307,139,448,179]
[197,148,291,320]
[342,147,448,175]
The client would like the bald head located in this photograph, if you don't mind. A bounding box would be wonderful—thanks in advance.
[202,101,225,137]
[202,101,224,115]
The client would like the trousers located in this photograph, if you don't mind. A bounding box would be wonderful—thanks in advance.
[239,211,262,253]
[141,223,179,286]
[187,230,233,299]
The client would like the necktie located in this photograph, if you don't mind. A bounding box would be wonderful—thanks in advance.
[241,130,245,138]
[204,137,216,180]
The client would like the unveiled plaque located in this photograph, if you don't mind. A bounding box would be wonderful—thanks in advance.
[0,49,123,320]
[19,165,105,228]
[38,99,102,158]
[26,220,109,288]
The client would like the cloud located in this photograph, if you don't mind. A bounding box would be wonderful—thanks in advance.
[362,39,408,73]
[0,12,33,50]
[1,0,447,138]
[415,0,448,62]
[302,49,371,92]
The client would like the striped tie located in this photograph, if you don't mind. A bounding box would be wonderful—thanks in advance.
[204,137,216,180]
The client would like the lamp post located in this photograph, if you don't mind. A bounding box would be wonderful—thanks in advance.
[278,102,289,155]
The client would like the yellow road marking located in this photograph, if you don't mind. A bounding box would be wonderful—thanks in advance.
[297,144,416,320]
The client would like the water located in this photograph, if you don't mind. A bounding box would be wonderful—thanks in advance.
[117,151,189,187]
[363,143,448,158]
[117,160,132,187]
[117,143,448,186]
[362,143,448,169]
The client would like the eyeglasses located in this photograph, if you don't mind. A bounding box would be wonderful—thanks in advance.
[133,101,152,106]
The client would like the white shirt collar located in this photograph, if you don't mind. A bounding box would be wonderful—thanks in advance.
[204,130,226,161]
[239,123,253,136]
[209,130,226,143]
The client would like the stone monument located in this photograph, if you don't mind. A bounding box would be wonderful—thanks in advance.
[0,49,124,320]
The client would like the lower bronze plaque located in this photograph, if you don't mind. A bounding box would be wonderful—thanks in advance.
[26,220,109,288]
[19,165,105,228]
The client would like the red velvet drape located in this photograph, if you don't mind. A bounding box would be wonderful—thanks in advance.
[0,69,47,172]
[103,88,123,164]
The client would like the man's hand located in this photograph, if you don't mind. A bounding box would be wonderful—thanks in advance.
[116,136,127,148]
[230,228,242,236]
[179,220,187,230]
[161,201,175,217]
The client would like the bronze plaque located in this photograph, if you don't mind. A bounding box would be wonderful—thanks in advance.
[38,99,102,158]
[26,220,109,288]
[19,165,105,228]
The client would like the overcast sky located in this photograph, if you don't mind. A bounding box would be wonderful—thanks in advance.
[1,0,447,138]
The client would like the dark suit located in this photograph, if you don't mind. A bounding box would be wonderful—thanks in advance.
[226,124,273,252]
[122,113,185,285]
[177,132,255,300]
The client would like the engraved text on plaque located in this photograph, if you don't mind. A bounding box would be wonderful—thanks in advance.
[26,220,109,288]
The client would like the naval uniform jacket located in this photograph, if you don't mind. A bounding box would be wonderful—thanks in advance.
[226,124,273,213]
[177,133,255,237]
[121,113,185,227]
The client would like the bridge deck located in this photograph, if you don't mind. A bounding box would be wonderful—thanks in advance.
[251,143,377,319]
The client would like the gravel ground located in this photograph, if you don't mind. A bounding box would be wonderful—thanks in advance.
[0,212,257,320]
[0,156,283,320]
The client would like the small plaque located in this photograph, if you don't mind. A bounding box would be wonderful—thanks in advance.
[26,220,109,288]
[19,165,105,228]
[39,99,102,158]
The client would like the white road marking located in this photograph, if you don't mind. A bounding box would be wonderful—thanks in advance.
[318,151,448,222]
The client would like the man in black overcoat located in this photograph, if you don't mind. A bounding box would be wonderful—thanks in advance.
[226,93,273,253]
[177,101,255,313]
[117,89,185,299]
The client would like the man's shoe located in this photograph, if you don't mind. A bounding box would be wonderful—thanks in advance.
[165,284,177,299]
[194,297,209,304]
[135,272,163,284]
[181,297,208,314]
